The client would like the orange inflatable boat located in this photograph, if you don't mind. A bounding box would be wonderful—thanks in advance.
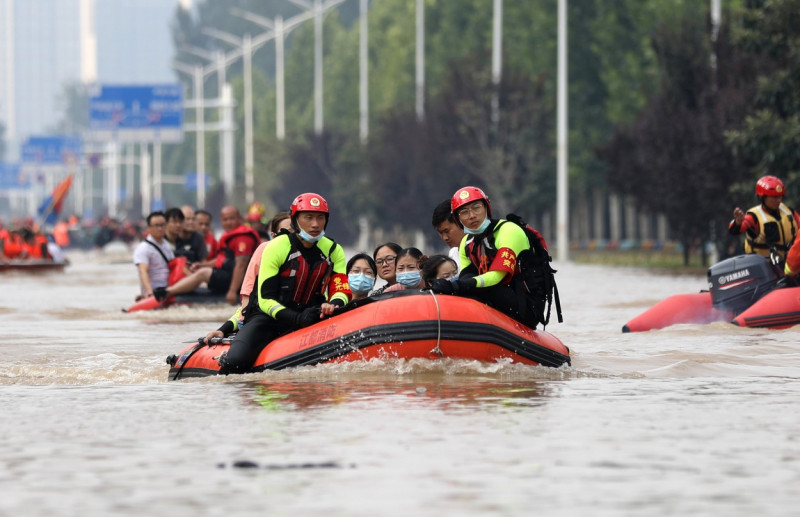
[123,257,225,313]
[623,254,800,332]
[166,290,571,379]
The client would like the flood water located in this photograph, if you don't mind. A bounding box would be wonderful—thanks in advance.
[1,248,798,516]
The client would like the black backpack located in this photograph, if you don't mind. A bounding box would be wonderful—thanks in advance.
[504,213,563,329]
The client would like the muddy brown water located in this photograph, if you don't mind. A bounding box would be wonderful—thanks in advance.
[1,250,798,516]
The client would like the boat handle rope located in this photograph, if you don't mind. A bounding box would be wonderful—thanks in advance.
[428,290,443,357]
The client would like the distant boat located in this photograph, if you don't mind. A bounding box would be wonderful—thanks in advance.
[0,259,68,273]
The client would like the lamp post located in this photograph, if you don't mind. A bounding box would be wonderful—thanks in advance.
[288,0,346,135]
[491,0,502,126]
[180,45,234,199]
[172,62,207,208]
[359,0,369,142]
[205,26,292,204]
[229,7,314,140]
[179,28,274,204]
[557,0,568,262]
[416,0,424,122]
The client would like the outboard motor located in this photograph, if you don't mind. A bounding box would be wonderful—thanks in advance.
[708,254,781,314]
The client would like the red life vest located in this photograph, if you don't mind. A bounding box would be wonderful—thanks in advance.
[24,234,49,259]
[213,225,260,271]
[2,232,23,258]
[275,234,338,309]
[465,220,520,284]
[204,232,219,258]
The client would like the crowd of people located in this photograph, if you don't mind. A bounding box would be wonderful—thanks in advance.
[126,173,800,375]
[0,216,66,263]
[129,186,559,374]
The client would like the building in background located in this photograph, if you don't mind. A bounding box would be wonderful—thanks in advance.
[0,0,180,160]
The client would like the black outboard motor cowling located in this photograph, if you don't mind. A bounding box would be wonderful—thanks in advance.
[708,254,780,314]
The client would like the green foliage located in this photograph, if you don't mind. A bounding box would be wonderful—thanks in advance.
[598,8,755,264]
[154,0,779,252]
[726,0,800,188]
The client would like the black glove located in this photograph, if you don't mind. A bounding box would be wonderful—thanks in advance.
[217,320,235,337]
[430,278,457,295]
[276,306,321,329]
[296,306,322,328]
[153,286,167,301]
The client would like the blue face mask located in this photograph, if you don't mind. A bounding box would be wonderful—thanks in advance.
[348,273,375,294]
[397,271,422,288]
[464,217,491,235]
[298,229,325,243]
[449,275,459,282]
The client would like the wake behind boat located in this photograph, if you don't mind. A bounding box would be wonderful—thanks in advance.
[623,254,800,332]
[166,290,571,380]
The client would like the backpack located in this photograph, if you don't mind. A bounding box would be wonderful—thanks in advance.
[504,213,563,328]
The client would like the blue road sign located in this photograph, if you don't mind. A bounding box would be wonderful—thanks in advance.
[0,162,30,189]
[20,136,83,165]
[88,84,184,143]
[185,172,210,191]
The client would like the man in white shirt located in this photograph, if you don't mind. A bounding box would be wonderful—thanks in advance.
[132,211,174,299]
[431,199,465,272]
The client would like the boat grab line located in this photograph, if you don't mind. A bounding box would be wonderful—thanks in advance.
[429,291,443,357]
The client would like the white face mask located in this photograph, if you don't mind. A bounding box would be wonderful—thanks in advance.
[298,229,325,243]
[464,217,491,235]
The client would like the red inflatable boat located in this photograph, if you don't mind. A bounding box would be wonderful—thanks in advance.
[123,288,226,313]
[123,257,227,313]
[623,254,800,332]
[166,290,571,379]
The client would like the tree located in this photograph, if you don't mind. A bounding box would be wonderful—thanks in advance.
[726,0,800,189]
[598,10,755,265]
[364,55,555,232]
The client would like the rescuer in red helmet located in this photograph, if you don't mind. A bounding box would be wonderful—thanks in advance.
[429,186,543,328]
[729,175,800,261]
[246,201,270,241]
[206,193,351,374]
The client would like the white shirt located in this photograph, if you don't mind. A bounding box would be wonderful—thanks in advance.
[133,235,175,293]
[449,246,461,273]
[47,243,66,262]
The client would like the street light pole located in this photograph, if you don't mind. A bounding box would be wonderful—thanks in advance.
[172,62,207,208]
[229,7,314,140]
[359,0,369,142]
[180,45,234,201]
[289,0,346,134]
[557,0,569,262]
[243,33,254,203]
[202,27,265,205]
[491,0,503,126]
[415,0,425,121]
[194,65,206,207]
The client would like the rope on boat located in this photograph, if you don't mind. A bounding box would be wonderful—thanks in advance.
[428,290,443,357]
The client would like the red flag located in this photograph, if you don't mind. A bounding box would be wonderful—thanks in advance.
[38,174,74,225]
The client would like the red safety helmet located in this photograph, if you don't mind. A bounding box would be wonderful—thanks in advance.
[247,201,266,223]
[290,193,329,229]
[451,186,491,227]
[755,175,785,197]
